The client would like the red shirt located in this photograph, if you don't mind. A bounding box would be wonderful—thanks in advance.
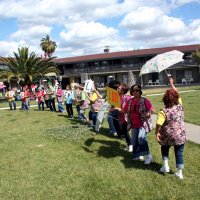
[36,91,44,102]
[124,98,152,128]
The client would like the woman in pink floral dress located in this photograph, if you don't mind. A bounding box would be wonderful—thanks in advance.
[155,78,187,179]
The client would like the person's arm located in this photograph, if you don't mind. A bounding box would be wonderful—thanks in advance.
[144,98,154,118]
[169,77,177,92]
[155,110,166,142]
[94,89,103,99]
[85,92,92,101]
[155,124,162,142]
[169,77,182,105]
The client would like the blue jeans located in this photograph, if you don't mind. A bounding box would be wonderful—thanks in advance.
[22,100,29,110]
[58,102,65,112]
[107,113,116,134]
[161,144,185,169]
[132,127,150,158]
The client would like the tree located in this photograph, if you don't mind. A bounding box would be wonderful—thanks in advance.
[40,35,57,58]
[0,47,60,86]
[193,47,200,66]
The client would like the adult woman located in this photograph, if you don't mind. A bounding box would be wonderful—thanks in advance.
[56,85,65,113]
[36,87,45,111]
[5,87,16,110]
[64,84,74,118]
[72,83,82,119]
[123,85,154,164]
[47,82,56,112]
[111,83,132,151]
[107,80,120,136]
[86,83,104,128]
[155,78,187,179]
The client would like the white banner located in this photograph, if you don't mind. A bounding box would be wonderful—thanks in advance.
[84,79,94,93]
[95,101,110,132]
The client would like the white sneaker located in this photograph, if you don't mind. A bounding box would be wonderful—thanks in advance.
[144,155,152,165]
[113,132,117,136]
[139,156,144,161]
[174,171,183,179]
[132,156,144,161]
[128,145,133,152]
[160,166,170,173]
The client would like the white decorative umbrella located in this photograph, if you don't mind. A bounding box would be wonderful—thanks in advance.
[139,50,184,76]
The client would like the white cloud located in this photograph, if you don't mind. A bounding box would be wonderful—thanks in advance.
[58,21,130,56]
[0,40,28,56]
[10,25,52,41]
[169,0,200,7]
[0,0,199,57]
[120,6,188,48]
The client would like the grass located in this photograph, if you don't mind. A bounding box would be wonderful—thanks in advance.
[145,86,200,125]
[0,86,200,199]
[0,100,200,199]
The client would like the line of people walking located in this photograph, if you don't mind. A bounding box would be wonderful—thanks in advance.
[4,77,187,179]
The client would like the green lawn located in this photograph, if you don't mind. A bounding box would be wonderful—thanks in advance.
[146,88,200,125]
[0,95,200,199]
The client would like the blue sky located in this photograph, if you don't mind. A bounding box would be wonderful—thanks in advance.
[0,0,199,58]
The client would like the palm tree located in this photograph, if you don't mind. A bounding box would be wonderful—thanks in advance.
[0,47,60,86]
[40,35,57,58]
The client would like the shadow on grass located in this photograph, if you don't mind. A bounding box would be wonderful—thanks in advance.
[83,136,162,173]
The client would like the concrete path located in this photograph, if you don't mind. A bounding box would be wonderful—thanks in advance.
[152,114,200,144]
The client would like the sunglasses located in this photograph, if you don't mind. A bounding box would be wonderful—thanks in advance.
[131,89,140,92]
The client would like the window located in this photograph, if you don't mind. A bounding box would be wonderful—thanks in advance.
[185,70,192,80]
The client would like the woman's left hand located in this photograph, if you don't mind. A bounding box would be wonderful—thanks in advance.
[156,133,161,142]
[146,112,151,118]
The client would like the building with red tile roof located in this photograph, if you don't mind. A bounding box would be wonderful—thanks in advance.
[54,44,200,87]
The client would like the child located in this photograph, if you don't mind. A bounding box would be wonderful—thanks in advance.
[56,85,65,113]
[5,88,16,110]
[64,84,74,118]
[36,87,45,111]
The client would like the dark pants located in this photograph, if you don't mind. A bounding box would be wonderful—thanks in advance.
[49,98,56,111]
[38,102,44,110]
[89,109,93,121]
[161,144,185,169]
[76,105,82,119]
[66,104,73,117]
[45,100,49,108]
[112,112,122,138]
[92,111,98,126]
[9,100,16,110]
[120,122,131,146]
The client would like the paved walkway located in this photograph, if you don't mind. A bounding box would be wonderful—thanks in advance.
[151,114,200,144]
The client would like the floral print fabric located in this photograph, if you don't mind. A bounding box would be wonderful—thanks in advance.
[159,104,187,146]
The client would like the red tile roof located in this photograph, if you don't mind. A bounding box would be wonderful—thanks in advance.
[54,44,200,64]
